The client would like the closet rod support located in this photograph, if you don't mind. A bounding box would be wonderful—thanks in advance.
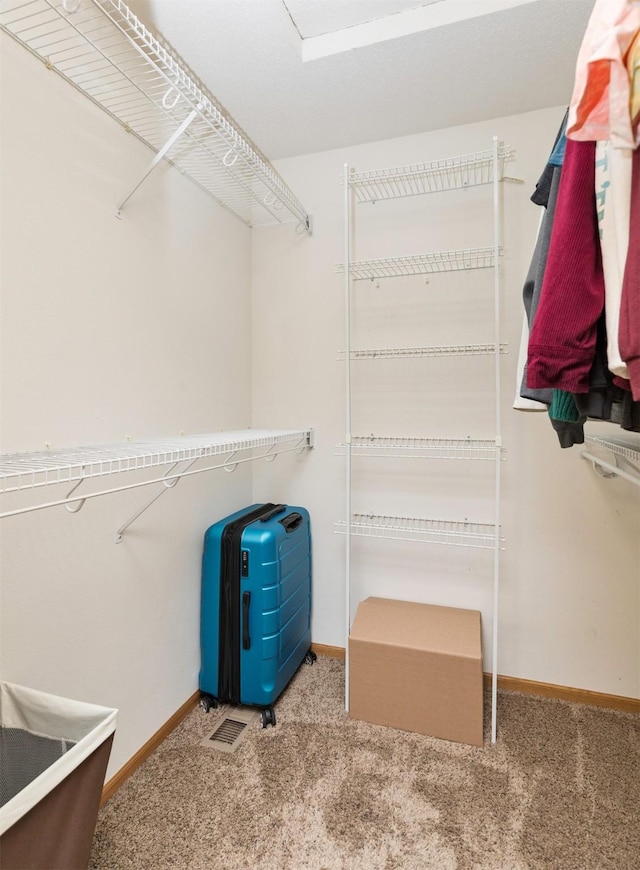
[223,451,239,473]
[580,451,640,487]
[115,107,200,218]
[64,478,86,513]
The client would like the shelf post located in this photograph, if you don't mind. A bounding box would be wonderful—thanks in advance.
[344,163,353,713]
[491,136,503,744]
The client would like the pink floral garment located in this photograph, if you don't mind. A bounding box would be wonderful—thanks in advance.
[567,0,640,148]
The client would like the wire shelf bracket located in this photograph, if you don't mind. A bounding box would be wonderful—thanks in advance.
[115,107,200,218]
[0,0,312,231]
[0,429,314,540]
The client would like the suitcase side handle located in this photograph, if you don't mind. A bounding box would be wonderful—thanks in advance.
[279,512,303,533]
[258,504,287,523]
[242,591,251,650]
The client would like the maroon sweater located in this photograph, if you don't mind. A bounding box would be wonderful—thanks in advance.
[619,148,640,401]
[527,139,605,393]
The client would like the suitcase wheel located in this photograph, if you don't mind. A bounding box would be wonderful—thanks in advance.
[260,707,276,729]
[199,694,218,713]
[304,650,317,665]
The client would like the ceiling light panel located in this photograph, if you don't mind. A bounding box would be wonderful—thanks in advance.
[285,0,445,39]
[300,0,539,61]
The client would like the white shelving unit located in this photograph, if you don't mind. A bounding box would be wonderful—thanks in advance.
[0,0,311,231]
[0,429,314,540]
[340,139,513,743]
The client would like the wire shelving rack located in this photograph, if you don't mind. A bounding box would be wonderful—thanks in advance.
[341,140,510,743]
[0,0,311,230]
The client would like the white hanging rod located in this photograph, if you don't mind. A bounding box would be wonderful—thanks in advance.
[347,146,516,203]
[337,343,508,360]
[580,434,640,487]
[335,247,500,280]
[0,429,313,494]
[0,0,311,231]
[337,435,503,461]
[335,514,504,550]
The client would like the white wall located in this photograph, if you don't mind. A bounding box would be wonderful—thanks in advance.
[0,37,254,778]
[252,106,640,700]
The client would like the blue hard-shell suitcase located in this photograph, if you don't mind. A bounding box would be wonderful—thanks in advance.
[199,503,314,727]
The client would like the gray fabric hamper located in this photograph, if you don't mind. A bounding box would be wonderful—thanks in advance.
[0,681,117,869]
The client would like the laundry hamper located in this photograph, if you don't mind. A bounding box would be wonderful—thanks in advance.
[0,681,117,869]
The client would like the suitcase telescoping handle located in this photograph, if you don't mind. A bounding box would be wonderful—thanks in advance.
[242,591,251,650]
[258,504,287,523]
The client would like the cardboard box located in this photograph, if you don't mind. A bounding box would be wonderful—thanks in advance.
[349,597,483,746]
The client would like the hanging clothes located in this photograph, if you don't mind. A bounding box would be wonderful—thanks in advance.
[514,111,568,410]
[517,4,640,447]
[526,139,604,394]
[618,148,640,400]
[595,140,632,380]
[567,0,640,149]
[628,29,640,129]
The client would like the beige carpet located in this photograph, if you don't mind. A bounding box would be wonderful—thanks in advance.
[90,657,639,870]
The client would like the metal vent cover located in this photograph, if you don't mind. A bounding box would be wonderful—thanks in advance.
[200,709,258,754]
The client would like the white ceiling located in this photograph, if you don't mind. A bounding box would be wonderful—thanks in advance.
[127,0,594,160]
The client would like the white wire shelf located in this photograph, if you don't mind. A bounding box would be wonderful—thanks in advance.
[581,434,640,487]
[339,436,503,460]
[348,146,515,203]
[338,343,507,360]
[336,247,499,281]
[336,513,504,550]
[0,429,312,494]
[585,435,640,465]
[0,0,310,230]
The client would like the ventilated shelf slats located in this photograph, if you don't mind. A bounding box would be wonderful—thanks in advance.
[336,514,503,550]
[585,435,640,465]
[338,343,507,360]
[340,436,502,461]
[336,247,498,280]
[0,0,310,229]
[348,146,515,203]
[0,429,312,494]
[581,434,640,487]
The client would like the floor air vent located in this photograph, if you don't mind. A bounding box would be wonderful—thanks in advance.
[201,709,258,754]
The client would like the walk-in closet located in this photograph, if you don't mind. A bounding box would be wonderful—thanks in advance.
[1,1,638,868]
